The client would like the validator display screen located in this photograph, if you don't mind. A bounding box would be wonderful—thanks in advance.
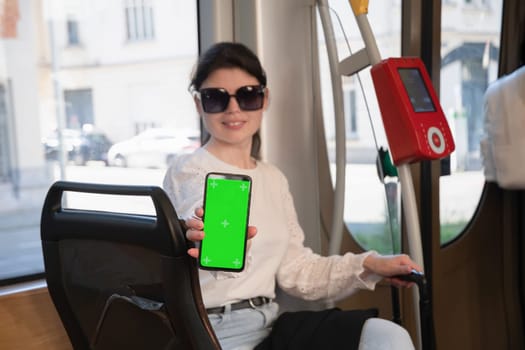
[397,68,436,113]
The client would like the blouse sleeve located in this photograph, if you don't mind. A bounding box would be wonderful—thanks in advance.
[162,158,205,220]
[275,175,382,302]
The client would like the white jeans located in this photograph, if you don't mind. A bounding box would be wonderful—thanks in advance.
[208,302,279,350]
[209,304,415,350]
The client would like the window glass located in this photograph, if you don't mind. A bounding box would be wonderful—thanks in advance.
[318,0,402,254]
[439,0,502,244]
[66,19,80,45]
[125,0,156,41]
[0,0,199,282]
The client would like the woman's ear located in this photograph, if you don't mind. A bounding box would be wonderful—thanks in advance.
[194,95,203,115]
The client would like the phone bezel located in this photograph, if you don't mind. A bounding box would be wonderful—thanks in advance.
[199,172,252,272]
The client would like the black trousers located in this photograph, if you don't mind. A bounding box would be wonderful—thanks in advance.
[254,308,378,350]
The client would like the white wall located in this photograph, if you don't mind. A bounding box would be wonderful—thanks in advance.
[0,0,49,208]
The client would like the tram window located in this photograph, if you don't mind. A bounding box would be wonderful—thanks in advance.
[344,88,358,138]
[318,0,402,255]
[0,1,198,283]
[439,0,502,244]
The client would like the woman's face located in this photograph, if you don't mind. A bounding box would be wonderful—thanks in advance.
[195,67,268,152]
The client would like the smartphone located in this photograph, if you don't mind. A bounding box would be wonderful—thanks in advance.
[199,172,252,271]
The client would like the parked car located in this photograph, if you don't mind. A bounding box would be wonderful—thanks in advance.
[107,128,200,168]
[43,126,113,166]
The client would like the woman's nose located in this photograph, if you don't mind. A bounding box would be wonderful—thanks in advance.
[225,95,241,113]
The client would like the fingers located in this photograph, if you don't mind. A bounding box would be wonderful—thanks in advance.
[366,253,424,282]
[185,227,203,260]
[187,247,199,258]
[386,254,424,289]
[185,216,204,248]
[390,254,423,276]
[386,277,415,289]
[185,207,204,240]
[247,225,257,239]
[245,226,258,254]
[186,209,203,227]
[194,207,204,218]
[396,261,417,275]
[185,208,204,259]
[398,254,423,273]
[186,228,204,242]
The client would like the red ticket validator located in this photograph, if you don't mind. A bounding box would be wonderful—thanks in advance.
[371,57,455,165]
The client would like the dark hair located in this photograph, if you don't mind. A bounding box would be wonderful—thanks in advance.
[190,42,267,160]
[190,42,267,90]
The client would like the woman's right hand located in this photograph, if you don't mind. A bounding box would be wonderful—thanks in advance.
[184,207,258,258]
[363,252,423,288]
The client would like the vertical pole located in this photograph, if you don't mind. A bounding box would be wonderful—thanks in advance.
[352,2,424,348]
[317,0,347,257]
[48,16,68,206]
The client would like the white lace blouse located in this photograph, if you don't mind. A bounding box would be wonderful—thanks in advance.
[162,148,381,308]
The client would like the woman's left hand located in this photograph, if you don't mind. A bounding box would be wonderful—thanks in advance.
[363,253,423,288]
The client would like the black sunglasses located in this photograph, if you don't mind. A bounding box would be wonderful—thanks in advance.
[196,85,266,113]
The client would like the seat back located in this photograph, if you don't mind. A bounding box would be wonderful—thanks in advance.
[40,181,221,350]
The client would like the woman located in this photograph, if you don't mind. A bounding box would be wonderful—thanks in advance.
[163,42,420,350]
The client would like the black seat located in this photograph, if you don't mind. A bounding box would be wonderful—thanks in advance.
[40,181,221,350]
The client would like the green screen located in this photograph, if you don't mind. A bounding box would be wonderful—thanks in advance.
[200,175,251,271]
